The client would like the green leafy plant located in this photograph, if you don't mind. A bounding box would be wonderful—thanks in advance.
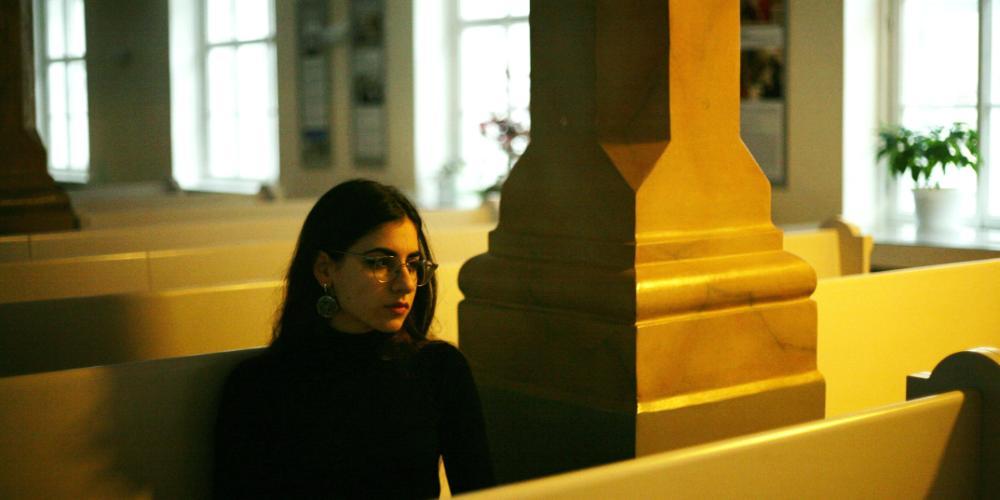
[876,123,979,188]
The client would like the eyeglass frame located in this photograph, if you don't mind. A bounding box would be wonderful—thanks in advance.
[327,250,438,287]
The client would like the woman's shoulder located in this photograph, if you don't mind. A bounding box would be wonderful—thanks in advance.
[419,339,467,362]
[221,349,286,390]
[417,340,474,378]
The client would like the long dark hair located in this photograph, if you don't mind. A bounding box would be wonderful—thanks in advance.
[271,179,436,350]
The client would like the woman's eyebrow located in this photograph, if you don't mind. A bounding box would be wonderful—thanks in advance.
[362,248,421,258]
[362,248,397,257]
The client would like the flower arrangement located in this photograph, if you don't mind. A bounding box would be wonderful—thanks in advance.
[478,113,530,197]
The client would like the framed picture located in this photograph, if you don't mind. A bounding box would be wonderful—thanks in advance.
[351,0,386,167]
[740,0,787,186]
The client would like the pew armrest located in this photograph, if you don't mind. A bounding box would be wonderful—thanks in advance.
[906,347,1000,498]
[820,216,873,275]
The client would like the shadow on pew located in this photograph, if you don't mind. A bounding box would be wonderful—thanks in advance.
[0,282,279,377]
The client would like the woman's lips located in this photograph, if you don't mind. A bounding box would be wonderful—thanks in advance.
[387,302,409,314]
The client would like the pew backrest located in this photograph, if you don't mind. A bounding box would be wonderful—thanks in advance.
[3,346,986,499]
[0,205,497,263]
[26,217,304,260]
[0,224,488,304]
[783,217,872,279]
[0,262,464,377]
[0,241,294,304]
[0,282,279,377]
[462,347,1000,499]
[461,391,978,499]
[2,216,852,305]
[816,257,1000,416]
[0,348,263,499]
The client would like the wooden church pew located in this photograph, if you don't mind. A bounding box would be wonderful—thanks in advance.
[0,216,871,377]
[0,217,860,305]
[0,234,29,261]
[460,348,999,499]
[0,226,886,380]
[24,216,305,260]
[816,257,1000,417]
[76,198,313,229]
[0,346,992,498]
[783,217,872,279]
[0,262,467,378]
[0,282,280,377]
[3,256,994,420]
[0,348,263,499]
[0,206,497,263]
[0,226,490,304]
[73,196,496,230]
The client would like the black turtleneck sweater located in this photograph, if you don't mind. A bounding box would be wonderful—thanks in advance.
[213,326,494,499]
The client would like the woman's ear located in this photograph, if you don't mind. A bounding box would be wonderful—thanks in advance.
[313,251,334,285]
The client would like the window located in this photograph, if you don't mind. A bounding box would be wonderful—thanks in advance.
[454,1,530,196]
[34,0,90,183]
[890,0,999,227]
[170,0,278,193]
[413,0,530,207]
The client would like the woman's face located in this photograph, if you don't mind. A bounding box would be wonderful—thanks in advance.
[315,218,421,333]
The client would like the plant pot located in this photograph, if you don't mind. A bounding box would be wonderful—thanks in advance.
[912,188,962,231]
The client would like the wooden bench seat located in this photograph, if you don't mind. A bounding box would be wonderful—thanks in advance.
[0,260,466,377]
[0,206,496,262]
[3,254,998,427]
[462,349,998,499]
[817,257,1000,416]
[0,349,262,499]
[0,218,859,305]
[0,226,490,304]
[0,282,280,377]
[1,346,992,498]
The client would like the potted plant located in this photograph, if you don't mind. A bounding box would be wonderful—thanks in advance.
[876,123,979,230]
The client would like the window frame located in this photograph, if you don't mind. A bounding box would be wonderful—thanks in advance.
[447,0,530,196]
[170,0,279,194]
[887,0,999,228]
[33,0,90,184]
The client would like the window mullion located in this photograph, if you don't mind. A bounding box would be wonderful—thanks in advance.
[447,0,461,167]
[980,0,995,226]
[199,0,211,182]
[886,0,904,224]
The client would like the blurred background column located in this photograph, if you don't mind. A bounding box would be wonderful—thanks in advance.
[0,0,78,235]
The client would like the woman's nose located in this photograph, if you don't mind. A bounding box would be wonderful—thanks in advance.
[391,265,418,291]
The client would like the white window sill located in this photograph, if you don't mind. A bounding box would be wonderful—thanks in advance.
[176,178,267,196]
[863,221,1000,270]
[51,170,89,184]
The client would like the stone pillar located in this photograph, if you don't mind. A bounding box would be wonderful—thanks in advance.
[0,0,79,235]
[459,0,823,483]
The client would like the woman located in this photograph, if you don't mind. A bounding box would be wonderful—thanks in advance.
[214,179,494,498]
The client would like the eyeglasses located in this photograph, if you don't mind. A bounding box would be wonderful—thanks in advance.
[330,251,438,286]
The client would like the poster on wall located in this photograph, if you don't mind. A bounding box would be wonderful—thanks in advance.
[740,0,786,186]
[298,0,332,168]
[351,0,386,167]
